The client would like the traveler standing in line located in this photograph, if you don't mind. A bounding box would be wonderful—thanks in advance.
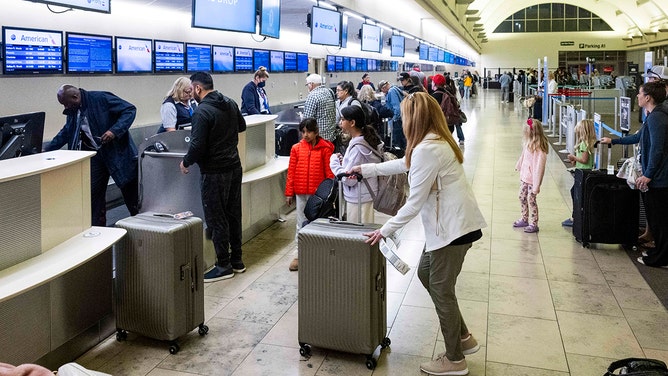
[303,74,337,145]
[431,74,465,146]
[180,72,247,282]
[335,80,362,125]
[285,118,335,271]
[240,66,271,115]
[46,84,139,227]
[387,74,411,149]
[513,118,548,234]
[356,73,376,91]
[463,72,473,99]
[329,105,383,223]
[158,77,197,133]
[561,119,596,227]
[499,72,512,103]
[601,81,668,268]
[352,92,486,376]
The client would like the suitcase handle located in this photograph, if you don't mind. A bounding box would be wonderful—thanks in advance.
[336,172,363,181]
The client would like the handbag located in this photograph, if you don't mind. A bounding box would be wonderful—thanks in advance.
[616,146,642,190]
[604,358,668,376]
[459,110,467,124]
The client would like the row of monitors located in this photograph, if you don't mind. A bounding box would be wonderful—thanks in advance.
[1,26,308,75]
[418,43,472,66]
[326,55,399,73]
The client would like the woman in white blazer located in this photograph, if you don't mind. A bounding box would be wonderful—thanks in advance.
[352,92,487,376]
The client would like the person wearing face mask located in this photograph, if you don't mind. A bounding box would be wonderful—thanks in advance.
[157,77,197,133]
[45,84,139,226]
[241,66,271,115]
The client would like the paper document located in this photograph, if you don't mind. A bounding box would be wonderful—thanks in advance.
[379,237,411,275]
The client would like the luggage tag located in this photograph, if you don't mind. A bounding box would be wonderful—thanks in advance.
[379,237,411,275]
[153,211,194,220]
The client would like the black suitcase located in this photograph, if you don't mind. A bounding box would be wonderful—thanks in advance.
[275,123,300,156]
[572,169,639,247]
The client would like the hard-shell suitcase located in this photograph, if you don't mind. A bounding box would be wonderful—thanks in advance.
[572,169,639,247]
[298,173,390,370]
[114,213,209,354]
[275,123,300,156]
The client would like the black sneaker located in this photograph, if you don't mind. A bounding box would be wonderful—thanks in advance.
[203,264,234,283]
[231,260,246,273]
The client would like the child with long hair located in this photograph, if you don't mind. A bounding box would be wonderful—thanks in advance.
[329,105,383,223]
[562,119,596,226]
[514,118,549,233]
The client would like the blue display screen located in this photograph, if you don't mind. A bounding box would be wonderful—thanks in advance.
[438,49,445,62]
[213,45,234,73]
[154,40,184,73]
[270,50,284,72]
[3,27,63,74]
[326,55,335,72]
[284,52,297,71]
[361,23,382,53]
[235,47,253,72]
[390,35,404,57]
[66,32,112,73]
[254,49,269,71]
[343,57,350,72]
[428,47,438,62]
[116,36,152,73]
[419,43,429,60]
[335,56,343,72]
[259,0,280,38]
[310,6,341,46]
[297,52,308,72]
[350,57,357,72]
[192,0,256,33]
[186,43,211,72]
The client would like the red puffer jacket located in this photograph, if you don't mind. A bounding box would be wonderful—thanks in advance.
[285,137,335,196]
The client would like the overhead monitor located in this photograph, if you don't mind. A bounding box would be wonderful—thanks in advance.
[437,49,445,63]
[270,50,284,72]
[234,47,253,72]
[66,32,112,74]
[341,14,348,49]
[259,0,281,39]
[343,57,350,72]
[310,6,341,47]
[115,36,152,73]
[419,43,429,60]
[253,49,269,71]
[154,40,185,73]
[296,52,308,72]
[428,47,438,62]
[186,43,211,72]
[360,23,382,53]
[0,111,45,160]
[350,57,357,72]
[3,26,63,75]
[26,0,110,13]
[390,35,405,57]
[334,56,343,71]
[192,0,256,33]
[212,45,234,73]
[284,51,297,72]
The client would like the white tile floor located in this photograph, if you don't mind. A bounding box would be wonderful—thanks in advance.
[77,89,668,375]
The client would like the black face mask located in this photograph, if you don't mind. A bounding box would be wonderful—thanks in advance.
[258,81,266,88]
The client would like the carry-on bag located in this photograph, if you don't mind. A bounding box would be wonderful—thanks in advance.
[114,213,209,354]
[572,143,639,247]
[297,173,390,370]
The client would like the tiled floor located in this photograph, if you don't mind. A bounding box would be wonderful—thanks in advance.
[78,90,668,375]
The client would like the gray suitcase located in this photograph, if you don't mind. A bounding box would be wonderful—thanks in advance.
[297,217,390,370]
[114,213,208,354]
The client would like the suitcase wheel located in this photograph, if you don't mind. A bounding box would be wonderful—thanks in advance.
[381,337,391,349]
[169,342,180,354]
[198,324,209,336]
[365,358,377,370]
[299,344,311,357]
[115,330,127,342]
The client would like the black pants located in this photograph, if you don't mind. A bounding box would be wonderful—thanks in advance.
[641,188,668,267]
[200,167,243,266]
[90,155,138,227]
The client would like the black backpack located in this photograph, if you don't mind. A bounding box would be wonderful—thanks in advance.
[604,358,668,376]
[303,178,338,221]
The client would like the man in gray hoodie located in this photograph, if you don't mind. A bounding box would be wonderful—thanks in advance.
[180,71,247,282]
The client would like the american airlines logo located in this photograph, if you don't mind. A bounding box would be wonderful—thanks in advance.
[315,22,337,32]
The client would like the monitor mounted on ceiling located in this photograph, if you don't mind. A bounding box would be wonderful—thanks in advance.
[192,0,256,34]
[390,35,405,57]
[360,23,382,53]
[310,6,341,47]
[259,0,281,39]
[26,0,110,13]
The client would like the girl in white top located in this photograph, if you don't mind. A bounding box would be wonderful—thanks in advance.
[329,105,383,223]
[352,92,486,375]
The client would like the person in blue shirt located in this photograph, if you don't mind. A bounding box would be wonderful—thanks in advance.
[240,66,270,115]
[385,74,409,149]
[158,77,197,133]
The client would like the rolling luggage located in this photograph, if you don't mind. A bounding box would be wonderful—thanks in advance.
[298,174,390,369]
[114,213,209,354]
[275,123,300,156]
[572,144,640,247]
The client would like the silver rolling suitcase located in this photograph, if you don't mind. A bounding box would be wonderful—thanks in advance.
[298,173,390,370]
[114,213,209,354]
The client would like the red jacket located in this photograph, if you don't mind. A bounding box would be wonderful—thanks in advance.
[285,137,335,196]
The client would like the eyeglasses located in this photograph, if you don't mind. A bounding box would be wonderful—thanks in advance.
[336,88,344,92]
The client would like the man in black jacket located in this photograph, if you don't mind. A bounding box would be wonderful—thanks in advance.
[180,72,247,282]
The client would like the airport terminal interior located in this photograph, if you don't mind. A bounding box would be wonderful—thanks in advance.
[1,0,668,375]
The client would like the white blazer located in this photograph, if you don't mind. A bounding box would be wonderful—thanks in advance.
[361,133,487,251]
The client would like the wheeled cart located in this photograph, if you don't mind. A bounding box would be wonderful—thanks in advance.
[114,213,209,354]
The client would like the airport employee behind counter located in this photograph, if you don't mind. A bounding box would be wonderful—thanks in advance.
[45,84,139,227]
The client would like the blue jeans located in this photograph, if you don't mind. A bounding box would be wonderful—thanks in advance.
[455,124,465,142]
[200,166,243,266]
[391,119,406,149]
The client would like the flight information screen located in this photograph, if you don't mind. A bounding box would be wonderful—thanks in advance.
[3,27,63,74]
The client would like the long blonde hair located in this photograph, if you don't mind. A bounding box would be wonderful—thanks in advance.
[575,119,597,155]
[400,92,463,167]
[166,77,192,103]
[524,118,549,153]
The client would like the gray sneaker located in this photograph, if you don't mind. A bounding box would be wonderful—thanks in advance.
[461,335,480,355]
[420,355,468,375]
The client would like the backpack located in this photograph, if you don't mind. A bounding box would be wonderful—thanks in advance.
[436,90,462,126]
[604,358,668,376]
[360,101,383,133]
[358,147,408,216]
[303,178,339,221]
